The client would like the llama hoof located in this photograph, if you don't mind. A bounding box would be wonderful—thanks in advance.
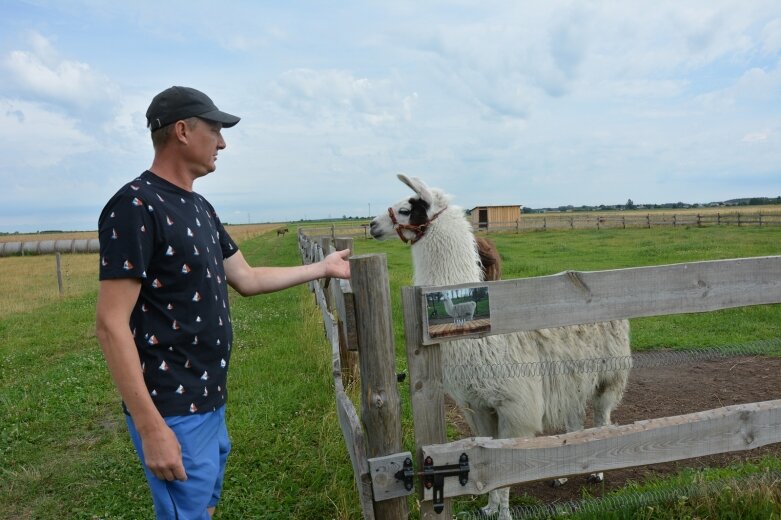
[550,477,568,488]
[480,504,499,516]
[587,472,604,484]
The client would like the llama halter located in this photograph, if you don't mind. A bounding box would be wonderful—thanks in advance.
[387,206,447,244]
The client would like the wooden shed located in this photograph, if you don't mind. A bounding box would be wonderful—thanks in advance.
[469,205,523,229]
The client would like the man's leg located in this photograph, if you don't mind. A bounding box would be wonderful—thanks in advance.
[126,408,229,520]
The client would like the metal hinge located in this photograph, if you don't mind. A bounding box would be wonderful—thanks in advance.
[395,453,470,514]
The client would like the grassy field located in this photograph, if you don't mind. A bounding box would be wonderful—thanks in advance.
[1,224,780,518]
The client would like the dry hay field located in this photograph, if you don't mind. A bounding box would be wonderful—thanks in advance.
[0,223,284,315]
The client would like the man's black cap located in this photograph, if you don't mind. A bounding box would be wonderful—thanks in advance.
[146,86,241,131]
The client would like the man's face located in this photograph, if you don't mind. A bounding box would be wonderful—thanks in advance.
[186,118,226,176]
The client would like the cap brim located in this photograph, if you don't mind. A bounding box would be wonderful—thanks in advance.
[198,109,241,128]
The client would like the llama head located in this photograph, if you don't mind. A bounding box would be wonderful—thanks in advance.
[370,174,451,243]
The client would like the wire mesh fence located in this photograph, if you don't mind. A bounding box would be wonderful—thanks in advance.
[444,338,781,381]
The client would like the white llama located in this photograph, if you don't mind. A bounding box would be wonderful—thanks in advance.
[443,295,476,325]
[370,175,631,520]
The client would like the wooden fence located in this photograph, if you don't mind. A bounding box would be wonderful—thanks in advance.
[298,229,781,519]
[481,210,781,232]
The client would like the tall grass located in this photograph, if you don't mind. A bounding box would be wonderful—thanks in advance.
[1,224,779,518]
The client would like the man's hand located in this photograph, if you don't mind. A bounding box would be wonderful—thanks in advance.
[141,425,188,481]
[323,249,351,279]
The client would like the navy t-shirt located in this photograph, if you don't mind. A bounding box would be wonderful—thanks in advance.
[98,171,239,416]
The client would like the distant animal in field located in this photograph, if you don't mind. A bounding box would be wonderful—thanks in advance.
[370,174,631,520]
[276,227,289,237]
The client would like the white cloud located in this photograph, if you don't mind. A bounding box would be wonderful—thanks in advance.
[268,69,415,128]
[3,31,117,109]
[0,98,97,169]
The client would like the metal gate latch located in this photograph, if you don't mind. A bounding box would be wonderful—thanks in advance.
[394,453,469,514]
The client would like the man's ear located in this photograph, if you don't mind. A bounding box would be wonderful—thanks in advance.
[173,120,190,144]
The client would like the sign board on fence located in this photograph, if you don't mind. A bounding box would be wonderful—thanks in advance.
[422,285,492,342]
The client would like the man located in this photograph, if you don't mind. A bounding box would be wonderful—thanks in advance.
[95,86,350,519]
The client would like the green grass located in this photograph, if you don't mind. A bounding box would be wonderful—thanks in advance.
[1,225,780,519]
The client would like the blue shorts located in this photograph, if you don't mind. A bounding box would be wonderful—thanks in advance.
[126,406,231,520]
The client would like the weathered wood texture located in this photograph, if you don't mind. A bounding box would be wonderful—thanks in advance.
[417,399,781,501]
[422,255,781,344]
[351,254,409,519]
[402,286,452,518]
[300,232,376,519]
[313,280,376,519]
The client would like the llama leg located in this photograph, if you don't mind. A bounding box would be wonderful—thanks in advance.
[485,406,541,520]
[550,413,586,488]
[463,407,507,518]
[587,377,626,484]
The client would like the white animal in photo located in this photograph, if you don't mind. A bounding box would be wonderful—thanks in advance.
[443,295,476,325]
[370,175,631,520]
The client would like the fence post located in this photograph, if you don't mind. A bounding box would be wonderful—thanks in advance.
[697,214,702,227]
[647,214,651,229]
[350,254,408,520]
[334,237,358,383]
[718,213,721,226]
[402,286,451,519]
[55,252,64,295]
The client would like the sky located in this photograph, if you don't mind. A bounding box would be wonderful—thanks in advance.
[1,1,780,232]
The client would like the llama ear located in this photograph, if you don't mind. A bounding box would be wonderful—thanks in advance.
[397,174,433,206]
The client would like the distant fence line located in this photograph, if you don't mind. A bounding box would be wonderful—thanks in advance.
[482,211,781,232]
[0,239,100,257]
[299,211,781,241]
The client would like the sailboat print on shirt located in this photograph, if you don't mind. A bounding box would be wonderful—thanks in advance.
[151,278,163,288]
[166,216,174,226]
[123,260,134,270]
[176,385,185,394]
[190,403,198,413]
[159,360,169,371]
[132,197,143,207]
[147,335,158,345]
[111,228,119,239]
[181,264,191,274]
[172,320,180,330]
[192,291,201,302]
[165,245,175,256]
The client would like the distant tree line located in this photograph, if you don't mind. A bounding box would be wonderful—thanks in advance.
[523,196,781,214]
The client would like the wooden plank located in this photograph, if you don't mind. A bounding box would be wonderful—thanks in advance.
[402,286,452,519]
[421,256,781,344]
[417,399,781,502]
[351,254,409,519]
[323,295,375,519]
[368,452,415,501]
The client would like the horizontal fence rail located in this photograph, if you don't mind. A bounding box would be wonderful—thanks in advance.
[420,255,781,344]
[415,399,781,501]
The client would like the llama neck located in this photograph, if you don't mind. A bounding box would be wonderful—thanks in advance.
[443,297,454,314]
[411,208,482,286]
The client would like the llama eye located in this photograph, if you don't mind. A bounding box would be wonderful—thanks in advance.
[398,209,411,216]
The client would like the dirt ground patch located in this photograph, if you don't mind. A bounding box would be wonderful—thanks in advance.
[447,355,781,504]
